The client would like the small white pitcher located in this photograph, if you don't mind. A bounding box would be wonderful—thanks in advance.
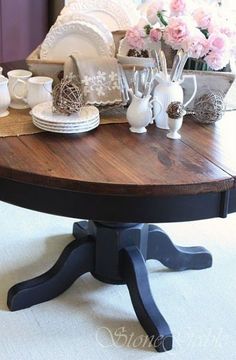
[0,76,11,118]
[127,90,162,134]
[153,74,197,129]
[13,76,53,111]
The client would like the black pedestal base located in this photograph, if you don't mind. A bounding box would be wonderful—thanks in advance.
[7,221,212,353]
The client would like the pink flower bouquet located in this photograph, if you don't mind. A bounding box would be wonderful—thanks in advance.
[124,0,236,71]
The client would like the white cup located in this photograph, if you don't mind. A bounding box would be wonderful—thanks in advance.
[0,76,11,117]
[13,76,53,110]
[7,69,32,109]
[0,67,3,76]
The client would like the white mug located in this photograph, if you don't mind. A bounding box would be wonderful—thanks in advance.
[13,76,53,110]
[0,76,11,118]
[7,69,32,109]
[0,67,3,76]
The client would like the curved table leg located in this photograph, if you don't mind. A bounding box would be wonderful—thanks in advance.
[121,246,172,352]
[73,221,90,240]
[147,225,212,270]
[8,237,95,311]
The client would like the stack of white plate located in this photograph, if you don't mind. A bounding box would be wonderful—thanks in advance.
[32,101,100,134]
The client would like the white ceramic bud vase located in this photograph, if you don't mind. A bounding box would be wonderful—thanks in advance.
[167,111,186,140]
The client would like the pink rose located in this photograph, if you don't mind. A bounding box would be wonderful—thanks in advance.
[150,28,162,42]
[146,1,164,25]
[163,17,191,50]
[126,26,145,50]
[193,7,212,30]
[205,51,230,70]
[208,32,229,53]
[182,30,209,59]
[208,19,236,39]
[170,0,186,16]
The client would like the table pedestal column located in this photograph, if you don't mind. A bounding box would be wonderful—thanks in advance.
[7,221,212,353]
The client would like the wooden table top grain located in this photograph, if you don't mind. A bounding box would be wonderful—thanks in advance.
[0,119,234,196]
[0,60,235,197]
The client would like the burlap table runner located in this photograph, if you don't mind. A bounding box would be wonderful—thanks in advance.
[0,107,127,138]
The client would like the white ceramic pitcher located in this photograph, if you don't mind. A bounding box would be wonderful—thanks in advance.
[153,74,197,130]
[127,90,162,134]
[0,76,11,118]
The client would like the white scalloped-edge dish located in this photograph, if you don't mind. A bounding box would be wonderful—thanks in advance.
[33,115,99,128]
[54,13,115,57]
[32,101,100,124]
[60,0,140,31]
[40,21,112,61]
[33,117,100,134]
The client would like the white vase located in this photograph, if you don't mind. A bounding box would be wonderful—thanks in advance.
[0,76,11,118]
[167,115,186,140]
[153,74,197,130]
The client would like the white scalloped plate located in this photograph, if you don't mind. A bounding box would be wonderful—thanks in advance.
[61,0,140,31]
[32,116,100,134]
[33,114,100,127]
[54,13,115,57]
[32,101,100,124]
[40,21,112,61]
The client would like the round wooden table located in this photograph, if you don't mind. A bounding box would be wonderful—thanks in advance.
[1,63,236,353]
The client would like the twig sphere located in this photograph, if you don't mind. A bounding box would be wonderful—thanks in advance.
[167,101,186,119]
[192,91,225,124]
[52,75,84,116]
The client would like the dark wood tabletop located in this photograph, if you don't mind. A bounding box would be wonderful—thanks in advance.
[0,60,236,223]
[0,118,234,196]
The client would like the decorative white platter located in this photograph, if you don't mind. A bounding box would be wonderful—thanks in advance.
[32,102,100,134]
[60,0,140,31]
[54,13,115,57]
[40,21,112,61]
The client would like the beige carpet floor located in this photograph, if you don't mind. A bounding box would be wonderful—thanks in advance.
[0,201,236,360]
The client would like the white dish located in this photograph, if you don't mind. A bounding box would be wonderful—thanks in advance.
[33,115,99,129]
[118,37,160,56]
[60,0,139,31]
[117,55,155,68]
[33,117,100,134]
[54,13,115,57]
[32,101,99,124]
[117,37,158,68]
[40,21,112,61]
